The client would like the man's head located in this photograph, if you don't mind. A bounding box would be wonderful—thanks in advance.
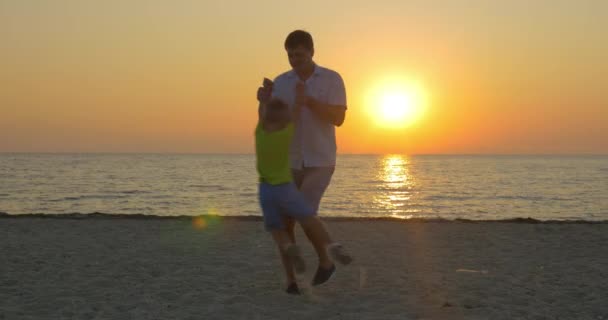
[284,30,314,73]
[264,98,290,125]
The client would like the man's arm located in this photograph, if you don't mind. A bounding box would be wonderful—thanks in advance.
[300,73,347,126]
[306,99,346,126]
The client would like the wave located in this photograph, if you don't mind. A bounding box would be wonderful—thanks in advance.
[120,190,152,194]
[238,193,257,197]
[188,184,228,191]
[1,211,606,224]
[491,195,575,201]
[422,195,475,201]
[48,194,131,202]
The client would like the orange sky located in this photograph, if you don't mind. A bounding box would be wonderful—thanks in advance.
[1,1,607,154]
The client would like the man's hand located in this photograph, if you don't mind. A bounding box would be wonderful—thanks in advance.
[257,78,273,103]
[295,81,308,106]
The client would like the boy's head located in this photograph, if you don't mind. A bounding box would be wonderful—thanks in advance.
[264,98,290,124]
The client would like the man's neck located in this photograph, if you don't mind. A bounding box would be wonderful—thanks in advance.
[295,63,315,81]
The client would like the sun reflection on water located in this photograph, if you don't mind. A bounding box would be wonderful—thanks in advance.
[373,155,419,218]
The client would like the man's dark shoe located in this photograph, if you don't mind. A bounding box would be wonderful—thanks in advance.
[311,264,336,286]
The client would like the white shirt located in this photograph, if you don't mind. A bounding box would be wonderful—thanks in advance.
[272,64,347,169]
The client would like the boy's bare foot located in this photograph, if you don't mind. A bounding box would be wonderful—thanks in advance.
[286,282,301,295]
[285,244,306,274]
[328,243,353,265]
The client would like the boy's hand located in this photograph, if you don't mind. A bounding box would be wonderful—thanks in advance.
[257,78,273,103]
[263,77,273,88]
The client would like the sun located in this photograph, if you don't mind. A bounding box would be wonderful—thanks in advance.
[366,78,428,128]
[379,92,416,125]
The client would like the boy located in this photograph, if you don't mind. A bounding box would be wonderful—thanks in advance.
[255,80,352,295]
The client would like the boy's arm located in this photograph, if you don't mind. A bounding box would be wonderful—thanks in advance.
[258,102,265,124]
[257,77,273,124]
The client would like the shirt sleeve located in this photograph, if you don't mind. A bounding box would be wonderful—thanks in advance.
[328,73,347,108]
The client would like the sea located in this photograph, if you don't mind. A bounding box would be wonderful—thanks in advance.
[1,154,607,221]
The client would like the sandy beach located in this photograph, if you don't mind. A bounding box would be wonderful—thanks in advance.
[1,214,607,320]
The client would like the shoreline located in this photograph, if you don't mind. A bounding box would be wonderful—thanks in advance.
[1,211,607,224]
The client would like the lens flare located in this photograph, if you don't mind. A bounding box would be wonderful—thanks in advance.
[192,216,207,230]
[192,208,223,230]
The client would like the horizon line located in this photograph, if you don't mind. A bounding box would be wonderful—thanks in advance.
[1,152,607,157]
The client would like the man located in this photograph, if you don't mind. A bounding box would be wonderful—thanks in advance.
[257,30,350,289]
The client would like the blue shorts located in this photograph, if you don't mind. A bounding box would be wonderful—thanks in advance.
[258,182,315,231]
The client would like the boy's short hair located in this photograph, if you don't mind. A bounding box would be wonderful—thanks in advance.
[265,98,290,123]
[284,30,314,51]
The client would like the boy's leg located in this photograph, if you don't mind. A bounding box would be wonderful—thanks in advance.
[271,230,296,285]
[270,230,305,295]
[259,183,304,293]
[283,216,297,243]
[271,230,305,279]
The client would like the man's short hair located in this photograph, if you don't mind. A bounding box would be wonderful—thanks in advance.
[284,30,314,51]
